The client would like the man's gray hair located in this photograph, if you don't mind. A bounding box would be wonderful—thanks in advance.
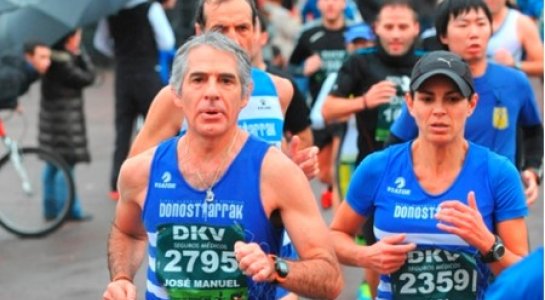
[169,31,252,98]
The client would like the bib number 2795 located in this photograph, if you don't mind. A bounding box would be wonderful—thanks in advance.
[163,249,238,273]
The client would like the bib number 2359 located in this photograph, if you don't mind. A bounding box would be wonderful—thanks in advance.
[391,249,479,300]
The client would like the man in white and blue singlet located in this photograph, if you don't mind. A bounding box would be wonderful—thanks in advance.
[102,32,342,300]
[330,51,529,300]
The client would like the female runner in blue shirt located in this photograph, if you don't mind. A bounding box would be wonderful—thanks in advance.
[330,50,528,300]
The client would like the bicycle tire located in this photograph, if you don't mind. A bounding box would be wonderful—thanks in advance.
[0,147,75,238]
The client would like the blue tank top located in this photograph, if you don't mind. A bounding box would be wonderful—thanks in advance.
[347,142,528,300]
[143,136,282,300]
[238,68,284,147]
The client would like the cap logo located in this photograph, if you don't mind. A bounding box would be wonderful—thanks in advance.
[437,57,452,68]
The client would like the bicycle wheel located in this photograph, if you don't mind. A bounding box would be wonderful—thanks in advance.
[0,147,75,237]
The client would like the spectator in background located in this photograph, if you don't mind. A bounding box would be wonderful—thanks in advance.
[485,0,544,77]
[40,29,95,221]
[93,0,176,201]
[0,41,51,110]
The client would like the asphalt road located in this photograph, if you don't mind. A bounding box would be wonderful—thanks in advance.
[0,70,542,300]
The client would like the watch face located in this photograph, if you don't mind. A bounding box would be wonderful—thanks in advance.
[276,259,289,278]
[494,243,506,260]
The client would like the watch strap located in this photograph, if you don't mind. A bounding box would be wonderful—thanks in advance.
[480,235,504,263]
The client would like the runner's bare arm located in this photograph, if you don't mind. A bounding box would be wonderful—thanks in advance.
[489,218,529,275]
[322,94,365,123]
[107,151,152,284]
[329,201,368,266]
[330,201,416,274]
[322,80,396,123]
[261,148,343,299]
[129,86,184,157]
[517,14,544,76]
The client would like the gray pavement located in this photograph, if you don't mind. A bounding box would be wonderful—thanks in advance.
[0,70,542,300]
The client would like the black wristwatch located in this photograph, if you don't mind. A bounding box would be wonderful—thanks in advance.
[480,235,506,263]
[269,255,289,283]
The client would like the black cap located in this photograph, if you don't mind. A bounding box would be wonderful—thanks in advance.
[410,51,475,98]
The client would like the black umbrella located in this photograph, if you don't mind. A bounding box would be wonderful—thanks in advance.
[0,0,130,55]
[0,0,19,13]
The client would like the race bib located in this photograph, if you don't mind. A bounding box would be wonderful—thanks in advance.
[391,248,479,300]
[375,76,410,142]
[155,223,248,300]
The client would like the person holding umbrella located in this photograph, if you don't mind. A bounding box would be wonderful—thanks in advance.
[40,29,96,221]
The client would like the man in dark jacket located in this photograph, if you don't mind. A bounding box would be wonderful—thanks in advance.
[0,41,51,109]
[94,0,176,201]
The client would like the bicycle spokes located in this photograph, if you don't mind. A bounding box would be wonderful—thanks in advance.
[0,147,75,237]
